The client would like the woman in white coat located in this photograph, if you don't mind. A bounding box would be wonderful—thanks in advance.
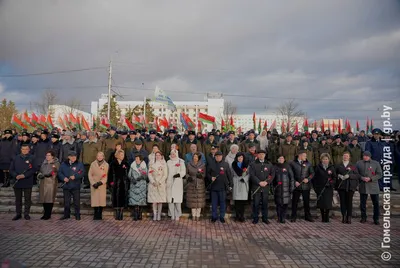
[231,152,250,222]
[147,151,168,221]
[166,149,186,221]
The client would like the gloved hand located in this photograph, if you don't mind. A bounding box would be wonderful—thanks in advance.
[173,173,180,178]
[93,183,99,189]
[187,177,194,182]
[338,174,343,180]
[37,173,44,180]
[240,178,245,183]
[227,186,233,193]
[342,174,349,180]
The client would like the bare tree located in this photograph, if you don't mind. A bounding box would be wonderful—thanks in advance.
[276,99,305,131]
[223,100,237,124]
[34,89,58,115]
[62,98,82,114]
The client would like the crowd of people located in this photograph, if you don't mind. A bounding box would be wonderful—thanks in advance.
[0,126,399,225]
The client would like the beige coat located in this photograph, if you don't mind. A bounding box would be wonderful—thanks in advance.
[147,160,168,203]
[39,158,60,203]
[88,160,109,207]
[166,158,187,203]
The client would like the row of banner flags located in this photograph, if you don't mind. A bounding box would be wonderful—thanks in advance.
[11,110,376,134]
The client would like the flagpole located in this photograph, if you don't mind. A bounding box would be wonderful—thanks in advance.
[143,96,146,129]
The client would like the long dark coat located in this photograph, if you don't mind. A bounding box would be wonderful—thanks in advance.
[335,163,360,192]
[313,164,337,209]
[273,163,294,205]
[108,159,130,208]
[186,160,206,208]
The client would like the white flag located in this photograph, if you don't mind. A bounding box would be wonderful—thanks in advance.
[153,86,177,112]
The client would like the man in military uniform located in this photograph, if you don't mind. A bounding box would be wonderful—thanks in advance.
[163,129,180,160]
[317,137,332,164]
[49,133,62,159]
[250,150,275,224]
[279,133,298,162]
[220,131,239,156]
[181,130,203,157]
[0,129,18,187]
[103,126,124,161]
[290,150,315,222]
[348,137,362,163]
[203,132,218,155]
[129,139,149,166]
[144,129,162,154]
[240,130,260,153]
[80,131,103,189]
[331,134,346,165]
[60,131,78,162]
[267,135,280,164]
[124,130,137,162]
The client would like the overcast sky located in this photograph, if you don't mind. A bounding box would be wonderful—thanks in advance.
[0,0,399,129]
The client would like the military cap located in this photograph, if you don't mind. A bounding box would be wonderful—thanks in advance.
[64,131,73,136]
[228,131,235,135]
[32,133,40,139]
[149,129,157,135]
[215,151,223,156]
[188,130,196,136]
[211,144,219,149]
[129,130,137,135]
[68,151,77,157]
[168,129,176,134]
[109,126,117,131]
[208,132,215,136]
[286,133,293,137]
[311,130,318,134]
[120,130,128,135]
[372,128,382,135]
[21,131,29,137]
[257,149,267,154]
[248,129,255,134]
[334,134,341,140]
[134,139,143,145]
[41,129,49,135]
[297,149,307,155]
[51,133,60,139]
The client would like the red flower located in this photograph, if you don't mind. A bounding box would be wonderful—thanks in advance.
[328,170,332,175]
[122,165,126,169]
[149,170,154,174]
[198,169,203,173]
[268,175,272,179]
[78,170,82,174]
[28,164,32,169]
[219,171,225,175]
[371,172,375,175]
[243,168,247,172]
[51,171,55,176]
[282,168,287,172]
[278,181,283,185]
[110,182,114,186]
[264,167,268,171]
[102,174,107,178]
[175,163,181,167]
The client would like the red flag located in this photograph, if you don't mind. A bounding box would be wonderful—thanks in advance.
[346,119,351,132]
[356,120,360,132]
[338,119,342,134]
[264,119,267,130]
[321,119,325,132]
[287,120,291,132]
[332,121,336,133]
[197,120,202,132]
[58,116,66,130]
[281,120,285,133]
[230,116,234,127]
[47,114,54,128]
[294,121,299,135]
[303,118,309,132]
[155,117,161,132]
[252,112,256,130]
[221,119,225,131]
[81,116,90,131]
[269,119,276,131]
[366,117,369,133]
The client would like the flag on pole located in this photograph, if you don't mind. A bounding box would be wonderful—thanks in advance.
[198,113,215,124]
[287,120,291,133]
[321,119,325,132]
[180,113,188,130]
[153,86,177,111]
[356,120,360,132]
[252,112,256,130]
[258,118,261,134]
[263,119,268,130]
[197,120,202,133]
[229,116,234,127]
[58,116,66,130]
[11,114,28,130]
[332,121,336,133]
[81,115,90,131]
[22,111,33,128]
[182,113,195,130]
[303,118,309,132]
[370,119,374,131]
[92,115,97,130]
[269,119,276,131]
[221,119,225,131]
[366,117,370,133]
[313,120,317,131]
[47,114,54,129]
[64,114,71,129]
[346,119,351,133]
[39,114,47,129]
[294,121,299,135]
[338,119,342,134]
[281,120,285,133]
[100,116,110,130]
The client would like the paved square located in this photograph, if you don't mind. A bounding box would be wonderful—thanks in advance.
[0,214,399,268]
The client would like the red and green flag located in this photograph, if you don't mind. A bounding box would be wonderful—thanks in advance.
[258,118,262,134]
[321,119,325,132]
[370,119,374,131]
[281,120,285,133]
[47,114,54,129]
[366,117,370,133]
[263,119,268,130]
[338,119,342,134]
[252,112,256,130]
[221,119,225,132]
[58,116,66,130]
[81,115,90,131]
[269,119,276,131]
[100,116,110,130]
[294,121,299,135]
[303,118,309,132]
[92,115,97,130]
[198,113,215,124]
[11,114,28,131]
[356,120,360,132]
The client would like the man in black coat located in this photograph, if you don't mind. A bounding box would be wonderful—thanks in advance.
[208,151,232,223]
[205,145,219,188]
[0,129,18,187]
[289,150,315,222]
[9,144,36,220]
[249,150,275,224]
[33,129,51,174]
[49,133,62,158]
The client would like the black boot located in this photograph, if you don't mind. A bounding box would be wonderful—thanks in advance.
[342,214,346,223]
[325,210,330,223]
[2,172,10,187]
[93,208,99,220]
[138,207,143,220]
[115,209,119,220]
[119,209,124,221]
[346,215,351,224]
[132,208,138,221]
[41,204,47,220]
[320,209,325,222]
[98,207,103,220]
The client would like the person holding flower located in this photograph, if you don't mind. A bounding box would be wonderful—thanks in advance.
[335,151,360,224]
[108,149,129,221]
[148,151,168,221]
[88,152,109,220]
[273,155,294,223]
[38,150,60,220]
[128,154,148,221]
[186,152,206,221]
[231,152,250,222]
[167,149,186,221]
[312,153,337,222]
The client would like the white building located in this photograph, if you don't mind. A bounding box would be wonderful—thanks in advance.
[234,114,304,134]
[91,93,224,132]
[49,105,92,129]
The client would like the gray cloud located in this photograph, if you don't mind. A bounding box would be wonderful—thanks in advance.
[0,0,399,129]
